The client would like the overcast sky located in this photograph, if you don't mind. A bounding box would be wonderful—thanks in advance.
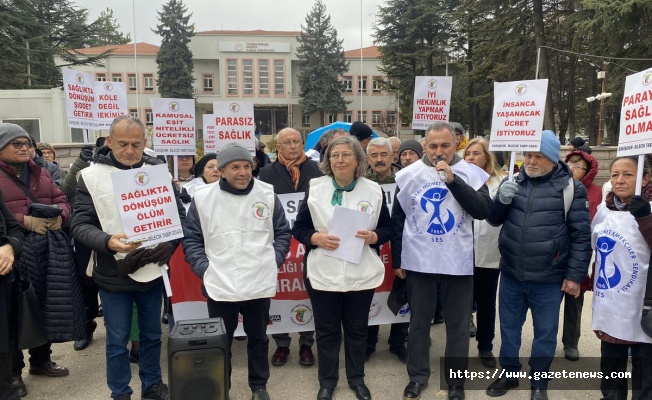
[74,0,385,51]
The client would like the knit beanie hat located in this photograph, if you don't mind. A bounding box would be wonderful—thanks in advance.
[539,130,561,163]
[0,123,30,151]
[570,136,585,149]
[217,143,253,170]
[350,121,373,141]
[397,139,423,159]
[37,142,56,157]
[194,153,217,177]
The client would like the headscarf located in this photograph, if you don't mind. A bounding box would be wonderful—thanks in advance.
[331,178,357,206]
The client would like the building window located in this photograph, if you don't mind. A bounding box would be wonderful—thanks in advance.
[70,128,84,143]
[358,111,367,123]
[327,114,337,124]
[372,111,382,126]
[343,76,352,93]
[343,111,352,123]
[259,60,269,95]
[111,73,122,82]
[372,77,382,93]
[1,119,40,141]
[243,59,254,95]
[96,73,106,82]
[202,74,213,92]
[387,111,396,126]
[358,76,367,93]
[274,60,285,96]
[144,74,154,91]
[145,109,153,125]
[128,74,137,91]
[302,113,311,127]
[129,108,138,118]
[227,59,238,95]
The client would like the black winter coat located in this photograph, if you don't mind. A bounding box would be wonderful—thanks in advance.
[488,162,591,284]
[258,159,323,195]
[0,191,24,352]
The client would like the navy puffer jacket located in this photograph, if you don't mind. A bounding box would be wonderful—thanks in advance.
[488,162,591,284]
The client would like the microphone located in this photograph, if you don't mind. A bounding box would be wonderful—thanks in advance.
[435,156,447,182]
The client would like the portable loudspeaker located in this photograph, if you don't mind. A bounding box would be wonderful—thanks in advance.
[168,318,229,400]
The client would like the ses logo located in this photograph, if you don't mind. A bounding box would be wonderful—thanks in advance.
[290,304,313,326]
[398,304,410,316]
[76,74,84,84]
[104,83,114,91]
[594,231,643,293]
[169,101,180,112]
[252,202,270,220]
[134,172,150,186]
[230,103,240,112]
[515,83,528,95]
[428,79,438,89]
[420,187,455,235]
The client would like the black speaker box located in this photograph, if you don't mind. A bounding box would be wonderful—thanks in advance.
[168,318,229,400]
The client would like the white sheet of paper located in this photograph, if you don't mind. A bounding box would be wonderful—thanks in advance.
[323,206,371,265]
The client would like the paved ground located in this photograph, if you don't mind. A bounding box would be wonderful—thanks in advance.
[19,294,610,400]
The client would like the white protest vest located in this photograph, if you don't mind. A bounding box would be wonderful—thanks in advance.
[81,163,165,282]
[306,176,385,291]
[194,180,278,302]
[396,159,489,275]
[591,202,652,343]
[473,175,504,269]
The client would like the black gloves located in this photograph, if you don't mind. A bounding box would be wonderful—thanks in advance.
[79,145,94,162]
[642,299,652,339]
[179,188,191,204]
[116,242,176,278]
[629,195,651,219]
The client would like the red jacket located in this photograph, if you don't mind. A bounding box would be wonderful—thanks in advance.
[0,159,70,226]
[564,150,601,221]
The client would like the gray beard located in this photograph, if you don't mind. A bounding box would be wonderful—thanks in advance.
[524,165,554,178]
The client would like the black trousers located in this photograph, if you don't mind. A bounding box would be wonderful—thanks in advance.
[305,276,374,389]
[562,291,585,349]
[367,322,408,348]
[206,297,270,391]
[600,341,652,400]
[473,267,500,352]
[12,342,51,376]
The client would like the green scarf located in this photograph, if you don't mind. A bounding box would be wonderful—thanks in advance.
[331,177,358,206]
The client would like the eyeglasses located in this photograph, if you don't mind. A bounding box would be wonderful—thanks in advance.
[280,140,302,147]
[9,141,34,149]
[329,152,354,161]
[567,163,587,171]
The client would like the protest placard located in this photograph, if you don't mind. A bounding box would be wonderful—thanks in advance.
[63,67,97,129]
[151,98,196,155]
[111,164,183,247]
[203,114,217,153]
[95,81,127,129]
[489,79,548,152]
[618,68,652,157]
[213,101,256,153]
[412,76,453,130]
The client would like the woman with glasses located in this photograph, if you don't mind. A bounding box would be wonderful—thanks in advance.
[293,135,392,400]
[560,148,602,362]
[0,124,84,397]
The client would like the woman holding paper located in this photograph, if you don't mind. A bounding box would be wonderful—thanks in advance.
[293,135,392,400]
[591,156,652,400]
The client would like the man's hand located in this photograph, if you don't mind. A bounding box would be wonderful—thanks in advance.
[355,229,378,245]
[498,181,518,204]
[435,159,454,184]
[0,244,15,276]
[79,145,94,162]
[311,232,340,250]
[24,216,49,234]
[107,233,143,253]
[562,279,580,298]
[395,268,406,279]
[46,216,62,231]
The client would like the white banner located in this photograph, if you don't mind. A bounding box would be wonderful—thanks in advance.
[63,67,97,129]
[111,164,183,246]
[95,81,127,129]
[151,98,196,155]
[617,68,652,156]
[202,114,217,153]
[212,101,256,154]
[411,76,453,130]
[489,79,548,152]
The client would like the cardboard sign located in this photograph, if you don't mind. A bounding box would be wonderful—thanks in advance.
[411,76,453,130]
[618,68,652,156]
[151,98,196,155]
[489,79,548,152]
[212,101,256,153]
[63,68,97,129]
[111,164,183,247]
[203,114,217,153]
[95,81,127,129]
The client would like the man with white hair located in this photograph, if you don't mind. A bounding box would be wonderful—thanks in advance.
[388,136,401,164]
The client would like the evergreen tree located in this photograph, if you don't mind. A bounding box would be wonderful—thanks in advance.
[87,8,132,47]
[153,0,195,99]
[296,0,349,126]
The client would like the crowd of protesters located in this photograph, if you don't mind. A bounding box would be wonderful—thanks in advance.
[0,117,650,400]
